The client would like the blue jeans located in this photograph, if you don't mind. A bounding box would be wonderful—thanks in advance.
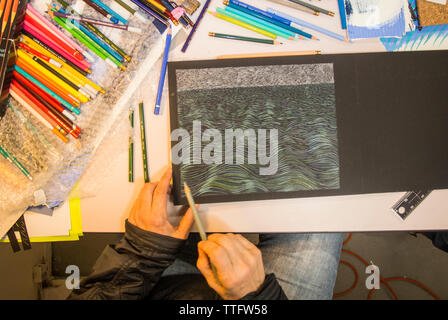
[161,233,343,300]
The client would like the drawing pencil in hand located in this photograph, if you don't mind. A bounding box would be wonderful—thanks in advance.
[184,182,221,285]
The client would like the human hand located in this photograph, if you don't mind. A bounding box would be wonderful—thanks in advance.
[197,233,265,300]
[128,167,194,239]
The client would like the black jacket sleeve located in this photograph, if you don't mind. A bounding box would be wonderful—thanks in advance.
[241,273,288,300]
[68,220,186,300]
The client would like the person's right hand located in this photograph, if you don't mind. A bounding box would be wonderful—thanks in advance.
[197,233,265,300]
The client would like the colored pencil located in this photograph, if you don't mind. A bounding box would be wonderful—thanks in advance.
[19,42,62,68]
[16,59,81,108]
[266,8,349,42]
[338,0,347,30]
[23,23,92,72]
[112,0,147,22]
[267,0,319,15]
[21,33,91,75]
[0,145,33,180]
[13,79,81,138]
[154,25,172,115]
[221,6,295,40]
[51,12,143,33]
[24,14,85,62]
[128,0,169,26]
[81,0,119,24]
[209,32,281,45]
[287,0,334,17]
[216,50,321,59]
[55,0,131,61]
[17,50,89,103]
[160,0,189,26]
[138,0,171,20]
[183,182,221,285]
[26,4,94,62]
[73,19,125,62]
[89,0,128,24]
[138,102,150,183]
[129,108,134,183]
[209,11,277,39]
[13,70,77,122]
[14,65,80,115]
[51,14,125,70]
[29,53,91,99]
[224,0,317,40]
[146,0,179,25]
[182,0,211,53]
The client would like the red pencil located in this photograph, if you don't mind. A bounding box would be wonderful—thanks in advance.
[12,79,80,139]
[24,13,84,62]
[16,59,81,107]
[18,42,62,68]
[13,70,76,122]
[23,22,90,71]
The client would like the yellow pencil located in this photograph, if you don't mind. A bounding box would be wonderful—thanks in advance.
[217,50,322,59]
[209,11,277,39]
[21,35,105,94]
[17,50,90,103]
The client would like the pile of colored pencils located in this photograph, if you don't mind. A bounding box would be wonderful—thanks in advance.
[209,0,318,43]
[129,0,194,27]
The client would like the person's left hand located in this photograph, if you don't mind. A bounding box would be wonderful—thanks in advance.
[128,166,195,239]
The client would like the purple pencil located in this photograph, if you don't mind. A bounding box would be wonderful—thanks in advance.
[181,0,211,53]
[51,11,143,33]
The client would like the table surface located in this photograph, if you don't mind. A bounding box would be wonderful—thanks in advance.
[79,0,448,233]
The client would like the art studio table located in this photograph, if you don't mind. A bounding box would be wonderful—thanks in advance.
[76,0,448,233]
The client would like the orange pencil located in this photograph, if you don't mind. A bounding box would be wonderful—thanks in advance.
[16,59,81,107]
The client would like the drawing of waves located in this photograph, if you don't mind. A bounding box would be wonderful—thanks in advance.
[176,84,340,197]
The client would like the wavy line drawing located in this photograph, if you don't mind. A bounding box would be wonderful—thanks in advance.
[175,83,340,198]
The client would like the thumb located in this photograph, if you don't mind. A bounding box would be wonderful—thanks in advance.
[175,205,196,239]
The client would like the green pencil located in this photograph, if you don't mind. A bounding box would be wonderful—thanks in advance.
[0,145,32,181]
[288,0,334,16]
[129,108,134,183]
[52,15,125,70]
[55,0,131,61]
[139,102,150,183]
[209,32,281,44]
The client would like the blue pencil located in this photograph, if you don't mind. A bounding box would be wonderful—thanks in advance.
[267,8,349,42]
[338,0,347,30]
[154,25,172,115]
[225,0,316,40]
[89,0,128,24]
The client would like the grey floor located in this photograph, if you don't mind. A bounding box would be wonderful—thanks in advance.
[1,231,447,300]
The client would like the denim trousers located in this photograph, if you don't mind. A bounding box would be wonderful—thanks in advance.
[160,232,344,300]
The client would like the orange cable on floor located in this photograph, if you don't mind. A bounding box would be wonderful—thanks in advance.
[333,233,440,300]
